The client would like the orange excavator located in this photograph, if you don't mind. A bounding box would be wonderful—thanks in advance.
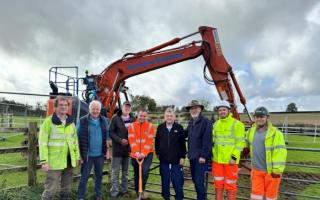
[45,26,254,200]
[47,26,251,121]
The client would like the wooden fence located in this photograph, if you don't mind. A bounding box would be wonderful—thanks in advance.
[0,122,38,186]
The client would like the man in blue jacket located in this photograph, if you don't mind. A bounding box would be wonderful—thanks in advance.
[186,100,213,200]
[77,100,110,200]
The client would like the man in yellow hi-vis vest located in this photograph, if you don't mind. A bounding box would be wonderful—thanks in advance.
[212,100,245,200]
[246,107,287,200]
[39,96,80,200]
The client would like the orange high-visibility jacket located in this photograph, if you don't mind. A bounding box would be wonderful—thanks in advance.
[128,121,155,158]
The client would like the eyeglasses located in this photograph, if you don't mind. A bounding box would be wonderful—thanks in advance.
[58,104,69,107]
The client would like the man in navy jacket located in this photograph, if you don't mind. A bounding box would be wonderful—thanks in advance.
[155,108,186,200]
[77,100,109,200]
[186,100,213,200]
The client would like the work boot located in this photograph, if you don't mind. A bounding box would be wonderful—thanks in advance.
[120,192,130,198]
[60,192,71,200]
[41,196,53,200]
[226,190,237,200]
[141,191,148,200]
[215,188,224,200]
[110,196,117,200]
[135,192,141,200]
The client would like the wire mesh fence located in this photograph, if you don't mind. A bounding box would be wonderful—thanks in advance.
[0,93,47,129]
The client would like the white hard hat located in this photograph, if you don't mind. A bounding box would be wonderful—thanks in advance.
[217,100,230,109]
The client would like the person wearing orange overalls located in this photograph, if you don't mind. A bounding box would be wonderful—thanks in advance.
[128,109,155,200]
[246,107,287,200]
[212,100,245,200]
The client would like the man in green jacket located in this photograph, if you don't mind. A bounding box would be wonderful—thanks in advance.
[246,107,287,200]
[39,96,80,200]
[212,100,245,200]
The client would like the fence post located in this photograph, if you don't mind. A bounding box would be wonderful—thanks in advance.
[28,122,37,186]
[0,113,3,127]
[314,125,317,143]
[9,114,13,128]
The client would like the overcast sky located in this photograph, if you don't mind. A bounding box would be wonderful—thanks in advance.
[0,0,320,112]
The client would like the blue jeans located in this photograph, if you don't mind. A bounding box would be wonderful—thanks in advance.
[160,163,184,200]
[131,153,153,193]
[190,159,206,200]
[78,156,104,199]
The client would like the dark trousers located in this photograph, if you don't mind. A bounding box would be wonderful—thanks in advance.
[159,163,184,200]
[190,159,206,200]
[131,153,153,193]
[78,156,104,199]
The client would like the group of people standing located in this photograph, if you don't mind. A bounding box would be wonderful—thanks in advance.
[38,96,287,200]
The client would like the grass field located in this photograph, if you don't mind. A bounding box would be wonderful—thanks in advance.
[0,125,319,199]
[0,116,44,128]
[286,135,320,174]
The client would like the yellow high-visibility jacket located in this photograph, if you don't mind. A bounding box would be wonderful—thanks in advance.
[38,113,80,170]
[212,113,245,164]
[246,122,287,174]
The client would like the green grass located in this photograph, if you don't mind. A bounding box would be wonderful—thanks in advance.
[0,165,162,200]
[0,153,27,168]
[0,182,161,200]
[284,135,320,174]
[0,133,26,147]
[0,115,44,128]
[0,133,27,168]
[298,184,320,200]
[286,134,320,148]
[0,134,27,171]
[0,170,46,189]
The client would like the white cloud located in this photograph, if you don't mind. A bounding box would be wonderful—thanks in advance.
[249,9,320,98]
[306,1,320,25]
[0,50,47,92]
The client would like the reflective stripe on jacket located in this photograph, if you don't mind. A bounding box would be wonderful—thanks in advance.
[38,113,80,170]
[128,121,155,158]
[246,122,287,174]
[212,113,245,164]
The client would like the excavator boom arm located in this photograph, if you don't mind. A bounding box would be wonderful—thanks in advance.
[94,26,247,119]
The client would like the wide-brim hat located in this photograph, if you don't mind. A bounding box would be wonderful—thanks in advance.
[185,100,204,111]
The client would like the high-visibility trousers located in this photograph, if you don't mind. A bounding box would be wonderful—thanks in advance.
[250,168,281,200]
[212,161,238,191]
